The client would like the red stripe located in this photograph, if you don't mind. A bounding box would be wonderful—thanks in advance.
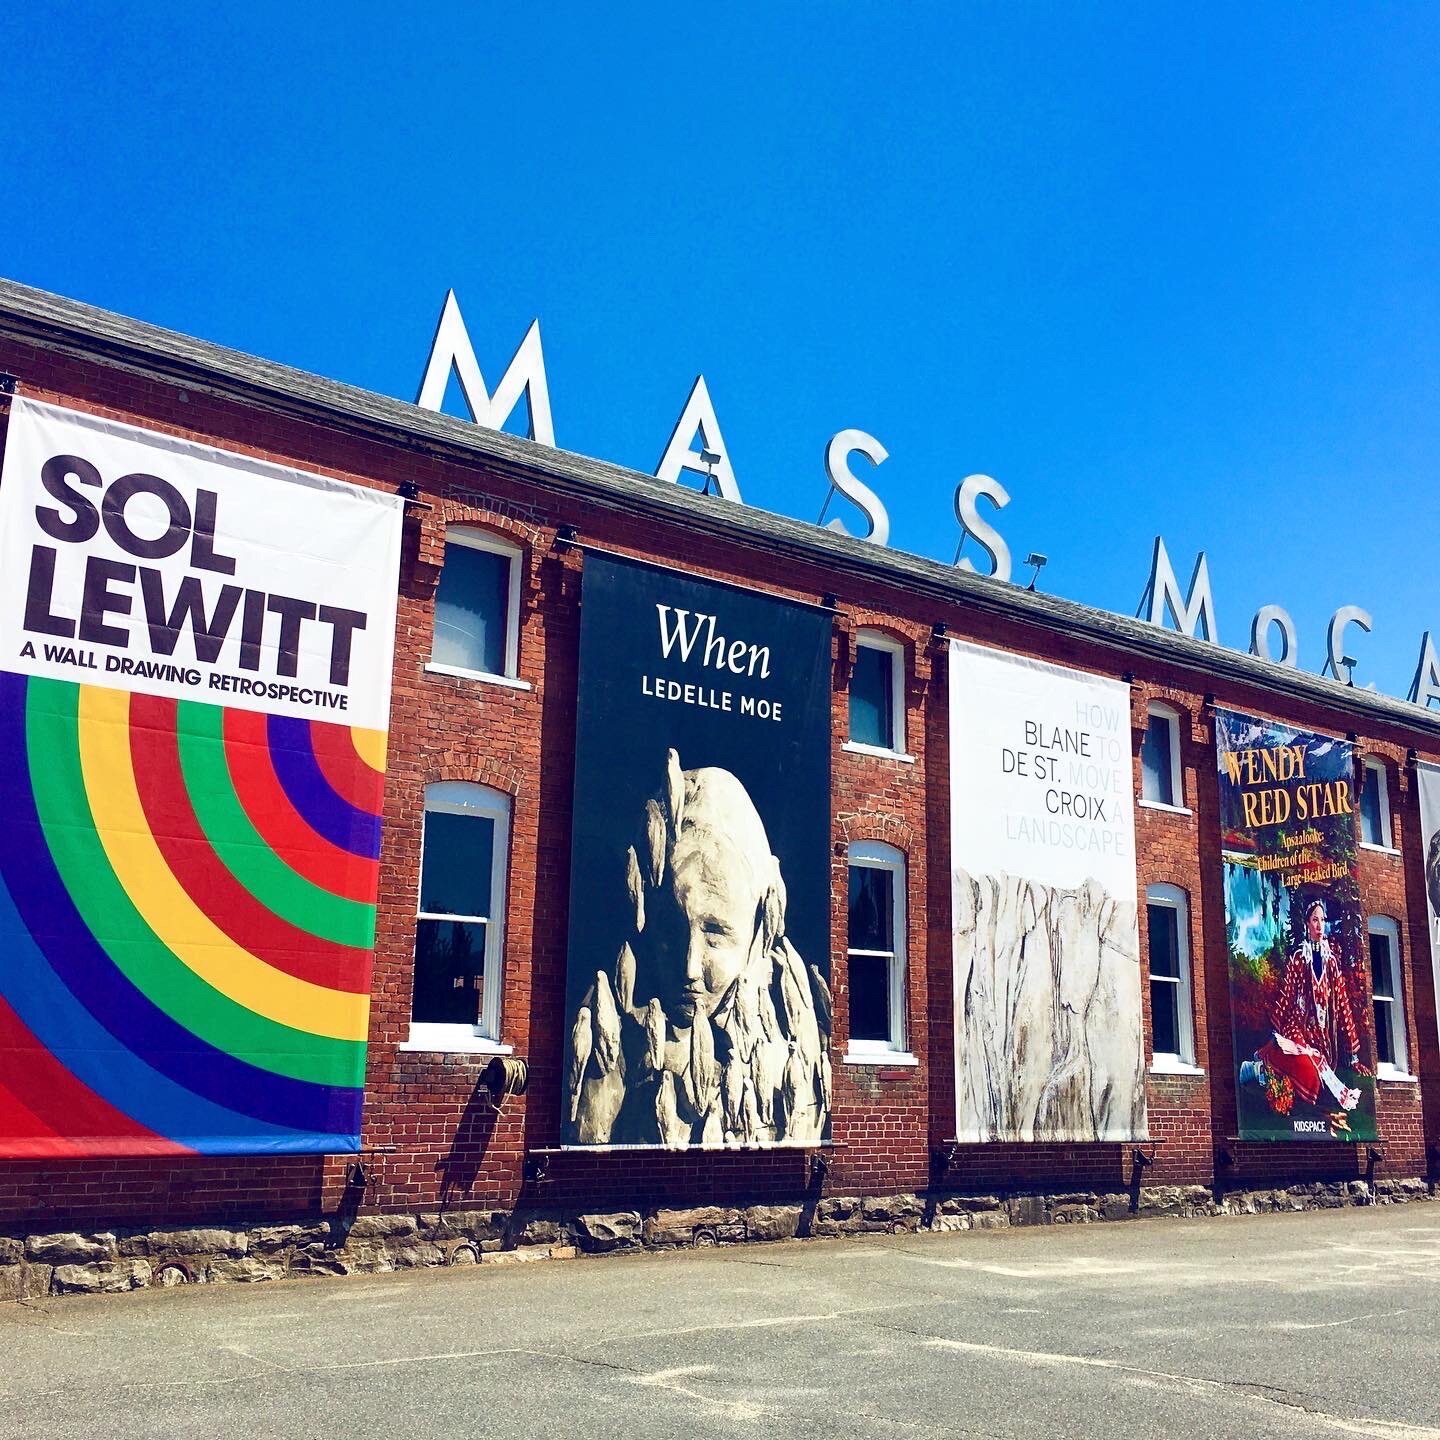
[130,694,371,993]
[0,1074,84,1155]
[310,721,386,817]
[0,994,187,1156]
[222,707,377,903]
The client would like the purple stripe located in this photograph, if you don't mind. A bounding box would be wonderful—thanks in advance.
[267,714,383,860]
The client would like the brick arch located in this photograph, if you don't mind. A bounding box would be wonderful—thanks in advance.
[429,757,525,798]
[838,812,913,853]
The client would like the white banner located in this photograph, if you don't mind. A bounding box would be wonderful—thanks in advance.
[949,639,1146,1142]
[1415,761,1440,1051]
[0,398,403,730]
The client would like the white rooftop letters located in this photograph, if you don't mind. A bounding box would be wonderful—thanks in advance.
[416,290,555,446]
[655,376,741,503]
[1139,537,1217,643]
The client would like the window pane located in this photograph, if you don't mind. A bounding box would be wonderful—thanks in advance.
[1369,932,1393,1001]
[849,645,894,749]
[1150,976,1180,1056]
[412,918,487,1024]
[421,810,495,918]
[1359,767,1383,846]
[848,951,891,1043]
[1373,997,1395,1067]
[1141,713,1175,805]
[1147,903,1180,979]
[433,543,510,675]
[848,864,893,953]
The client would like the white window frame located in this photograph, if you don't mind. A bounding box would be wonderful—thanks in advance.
[402,781,514,1054]
[1367,915,1412,1080]
[843,840,915,1064]
[425,527,530,689]
[1146,883,1199,1073]
[1358,758,1395,852]
[844,631,912,761]
[1139,703,1187,813]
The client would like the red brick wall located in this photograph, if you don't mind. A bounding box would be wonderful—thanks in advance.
[0,332,1436,1233]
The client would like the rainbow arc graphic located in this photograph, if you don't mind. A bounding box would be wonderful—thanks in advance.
[0,673,386,1157]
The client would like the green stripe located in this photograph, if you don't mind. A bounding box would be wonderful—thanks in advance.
[26,679,365,1088]
[175,700,376,949]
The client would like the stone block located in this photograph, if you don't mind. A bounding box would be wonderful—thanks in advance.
[862,1194,923,1223]
[1100,1195,1133,1222]
[345,1214,418,1241]
[971,1211,1010,1230]
[742,1205,801,1242]
[1007,1196,1047,1228]
[139,1228,249,1258]
[514,1217,564,1247]
[421,1209,506,1242]
[0,1236,24,1266]
[928,1213,973,1233]
[644,1206,742,1248]
[816,1196,861,1223]
[207,1257,283,1284]
[250,1223,326,1253]
[383,1242,445,1269]
[575,1212,641,1253]
[1050,1204,1098,1225]
[26,1232,114,1266]
[51,1259,151,1294]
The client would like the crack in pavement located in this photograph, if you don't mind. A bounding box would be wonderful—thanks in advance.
[869,1324,1440,1439]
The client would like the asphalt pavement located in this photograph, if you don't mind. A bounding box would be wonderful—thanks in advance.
[3,1204,1438,1439]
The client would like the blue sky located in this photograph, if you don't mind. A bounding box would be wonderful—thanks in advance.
[3,5,1437,701]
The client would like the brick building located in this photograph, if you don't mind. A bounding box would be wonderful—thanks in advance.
[0,278,1435,1292]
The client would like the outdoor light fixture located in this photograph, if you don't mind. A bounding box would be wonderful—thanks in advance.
[1340,654,1359,686]
[699,448,723,496]
[0,373,16,395]
[554,524,579,552]
[822,592,838,610]
[396,480,419,501]
[931,621,947,641]
[1023,552,1048,591]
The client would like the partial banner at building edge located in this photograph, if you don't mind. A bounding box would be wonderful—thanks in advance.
[0,398,403,1158]
[561,551,834,1150]
[1215,707,1377,1142]
[1415,761,1440,1058]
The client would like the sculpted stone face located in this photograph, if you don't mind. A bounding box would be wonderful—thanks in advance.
[657,768,772,1024]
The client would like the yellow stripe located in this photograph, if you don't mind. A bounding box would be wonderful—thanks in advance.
[77,686,370,1043]
[350,725,388,775]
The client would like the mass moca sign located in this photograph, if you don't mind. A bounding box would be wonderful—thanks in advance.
[416,292,1440,712]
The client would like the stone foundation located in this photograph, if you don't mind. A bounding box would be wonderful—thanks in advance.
[2,1178,1433,1300]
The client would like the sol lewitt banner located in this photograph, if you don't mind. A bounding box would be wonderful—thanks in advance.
[949,640,1146,1142]
[1216,708,1377,1142]
[563,551,832,1149]
[1418,762,1440,1052]
[0,398,403,1158]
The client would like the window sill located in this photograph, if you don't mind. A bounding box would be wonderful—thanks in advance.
[1376,1066,1418,1084]
[1149,1058,1204,1077]
[1359,842,1400,857]
[398,1033,513,1056]
[843,1048,918,1067]
[1138,799,1192,817]
[424,662,532,691]
[842,741,916,764]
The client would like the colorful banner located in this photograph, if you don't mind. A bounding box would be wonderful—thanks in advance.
[949,641,1146,1142]
[0,398,402,1157]
[1413,761,1440,1055]
[562,552,832,1148]
[1216,708,1376,1142]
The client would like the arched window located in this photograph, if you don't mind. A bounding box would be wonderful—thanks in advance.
[407,782,511,1050]
[845,840,911,1061]
[1140,703,1185,810]
[1367,916,1411,1078]
[847,630,907,757]
[428,526,523,681]
[1146,882,1197,1069]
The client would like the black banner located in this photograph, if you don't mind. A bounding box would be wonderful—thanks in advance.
[562,552,833,1148]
